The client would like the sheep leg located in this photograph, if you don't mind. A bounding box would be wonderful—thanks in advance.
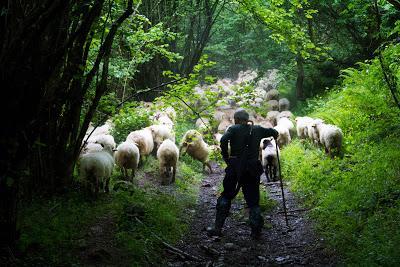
[105,178,110,193]
[264,168,270,182]
[94,178,99,198]
[124,168,128,180]
[172,164,176,183]
[205,161,213,174]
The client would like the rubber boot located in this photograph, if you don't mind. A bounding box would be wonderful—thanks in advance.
[206,196,231,237]
[249,206,264,240]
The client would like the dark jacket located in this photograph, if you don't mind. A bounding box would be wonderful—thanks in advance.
[220,124,276,160]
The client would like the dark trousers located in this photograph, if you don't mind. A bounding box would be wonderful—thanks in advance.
[221,158,263,208]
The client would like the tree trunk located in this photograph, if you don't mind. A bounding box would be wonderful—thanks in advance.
[296,54,305,100]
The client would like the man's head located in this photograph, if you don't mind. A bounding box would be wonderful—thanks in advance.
[234,108,249,125]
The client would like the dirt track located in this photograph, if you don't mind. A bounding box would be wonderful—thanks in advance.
[165,163,337,266]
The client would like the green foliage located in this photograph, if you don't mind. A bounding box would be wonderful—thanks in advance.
[112,102,152,143]
[281,43,400,265]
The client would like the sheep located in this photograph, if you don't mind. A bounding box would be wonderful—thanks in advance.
[259,120,273,129]
[308,119,324,145]
[180,130,213,173]
[218,119,233,133]
[79,144,115,197]
[279,98,290,111]
[126,128,154,158]
[91,119,114,137]
[148,124,175,151]
[89,134,116,150]
[295,116,314,139]
[157,139,179,185]
[163,107,176,122]
[81,142,103,155]
[274,124,291,147]
[153,112,174,130]
[266,89,279,101]
[267,100,279,111]
[277,117,296,138]
[277,111,294,120]
[315,122,343,157]
[260,138,280,182]
[114,141,140,180]
[214,133,223,143]
[267,111,280,126]
[195,118,210,132]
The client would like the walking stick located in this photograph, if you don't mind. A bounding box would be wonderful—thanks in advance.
[275,138,289,228]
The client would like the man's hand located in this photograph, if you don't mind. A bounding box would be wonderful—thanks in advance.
[271,129,279,140]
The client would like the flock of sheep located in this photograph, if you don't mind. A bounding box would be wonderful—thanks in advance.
[78,70,344,196]
[79,107,220,197]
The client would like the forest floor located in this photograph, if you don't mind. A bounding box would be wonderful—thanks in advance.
[164,163,337,266]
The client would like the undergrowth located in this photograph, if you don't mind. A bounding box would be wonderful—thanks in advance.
[17,121,205,266]
[281,44,400,265]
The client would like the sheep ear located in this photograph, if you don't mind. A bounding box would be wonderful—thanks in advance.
[262,140,268,149]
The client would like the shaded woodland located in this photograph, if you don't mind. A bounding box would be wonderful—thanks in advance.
[1,0,400,265]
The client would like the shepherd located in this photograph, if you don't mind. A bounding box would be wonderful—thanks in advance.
[207,108,279,239]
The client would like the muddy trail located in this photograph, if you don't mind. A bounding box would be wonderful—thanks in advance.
[165,163,337,266]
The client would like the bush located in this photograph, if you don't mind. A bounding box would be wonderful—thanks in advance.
[281,43,400,265]
[112,102,152,143]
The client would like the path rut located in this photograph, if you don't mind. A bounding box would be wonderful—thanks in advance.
[165,163,336,266]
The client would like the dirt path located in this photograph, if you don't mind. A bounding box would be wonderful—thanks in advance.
[165,163,337,266]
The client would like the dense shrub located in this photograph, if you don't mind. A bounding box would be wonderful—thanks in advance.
[112,102,152,143]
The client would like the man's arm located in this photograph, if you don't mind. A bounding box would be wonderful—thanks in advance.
[262,126,279,139]
[220,128,233,161]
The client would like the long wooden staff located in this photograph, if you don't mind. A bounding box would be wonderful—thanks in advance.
[275,139,289,227]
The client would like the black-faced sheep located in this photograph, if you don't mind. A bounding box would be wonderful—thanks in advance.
[278,98,290,111]
[260,138,280,182]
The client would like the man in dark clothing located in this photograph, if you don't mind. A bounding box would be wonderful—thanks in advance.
[207,108,279,239]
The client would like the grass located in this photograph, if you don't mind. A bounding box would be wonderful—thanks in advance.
[17,120,206,266]
[280,45,400,265]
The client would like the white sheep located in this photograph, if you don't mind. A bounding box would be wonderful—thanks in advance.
[180,130,212,173]
[126,128,154,157]
[79,144,115,197]
[91,119,114,137]
[89,134,116,150]
[195,118,210,132]
[308,119,324,145]
[277,111,294,120]
[267,100,279,111]
[157,139,179,185]
[266,89,279,101]
[214,133,223,143]
[259,120,273,129]
[217,119,233,133]
[153,113,174,130]
[279,98,290,111]
[148,124,175,151]
[274,124,291,147]
[315,122,343,157]
[81,142,103,155]
[267,111,280,126]
[260,138,280,182]
[295,116,314,139]
[277,117,296,138]
[114,141,140,180]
